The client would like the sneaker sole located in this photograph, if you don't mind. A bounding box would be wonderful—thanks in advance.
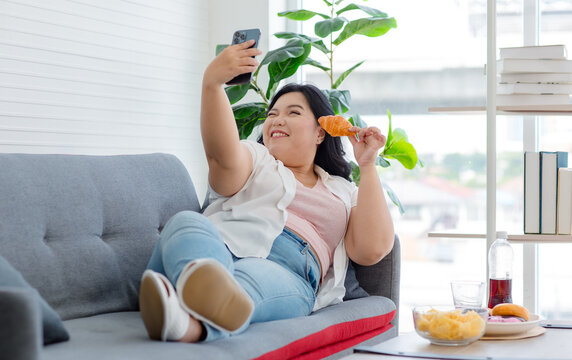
[139,274,164,341]
[180,262,253,332]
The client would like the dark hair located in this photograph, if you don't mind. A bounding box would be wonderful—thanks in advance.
[258,83,352,181]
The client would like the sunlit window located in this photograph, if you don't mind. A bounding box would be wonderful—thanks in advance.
[297,0,572,331]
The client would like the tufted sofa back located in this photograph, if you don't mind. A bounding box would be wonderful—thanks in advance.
[0,153,200,320]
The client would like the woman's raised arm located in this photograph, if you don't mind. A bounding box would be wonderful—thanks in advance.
[200,41,261,196]
[344,126,395,265]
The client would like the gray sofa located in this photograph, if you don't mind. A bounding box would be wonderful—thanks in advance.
[0,153,400,360]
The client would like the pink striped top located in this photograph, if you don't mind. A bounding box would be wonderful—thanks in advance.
[286,177,348,280]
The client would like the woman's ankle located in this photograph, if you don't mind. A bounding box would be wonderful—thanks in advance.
[178,316,205,343]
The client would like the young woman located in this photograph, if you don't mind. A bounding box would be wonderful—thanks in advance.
[139,39,394,343]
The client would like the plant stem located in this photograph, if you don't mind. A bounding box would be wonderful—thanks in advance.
[251,74,268,105]
[329,2,334,89]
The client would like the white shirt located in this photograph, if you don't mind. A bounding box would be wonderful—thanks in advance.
[203,140,359,310]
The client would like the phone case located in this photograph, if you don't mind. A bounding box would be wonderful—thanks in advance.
[226,28,261,86]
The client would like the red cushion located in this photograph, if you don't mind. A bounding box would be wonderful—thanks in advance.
[253,310,396,360]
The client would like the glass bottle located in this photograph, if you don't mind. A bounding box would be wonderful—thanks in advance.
[487,231,513,308]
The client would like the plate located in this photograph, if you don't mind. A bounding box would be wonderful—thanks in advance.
[485,314,542,336]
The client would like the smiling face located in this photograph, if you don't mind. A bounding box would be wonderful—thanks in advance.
[262,91,325,167]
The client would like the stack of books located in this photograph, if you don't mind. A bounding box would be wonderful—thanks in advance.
[497,45,572,106]
[524,151,571,235]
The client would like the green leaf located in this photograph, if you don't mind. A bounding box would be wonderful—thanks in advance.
[350,161,360,185]
[383,140,418,170]
[323,0,333,6]
[333,60,364,89]
[385,109,394,149]
[376,156,391,168]
[348,113,368,128]
[322,89,351,115]
[233,103,268,139]
[382,180,405,214]
[315,17,347,38]
[224,83,250,105]
[391,128,409,143]
[232,102,267,120]
[260,39,306,66]
[266,43,312,99]
[274,32,329,54]
[278,9,330,21]
[302,58,330,71]
[333,17,397,45]
[336,3,388,17]
[215,44,228,56]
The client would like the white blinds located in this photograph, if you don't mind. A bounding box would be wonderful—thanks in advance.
[0,0,210,195]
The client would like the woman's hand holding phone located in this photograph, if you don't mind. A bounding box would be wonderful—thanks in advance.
[204,39,262,88]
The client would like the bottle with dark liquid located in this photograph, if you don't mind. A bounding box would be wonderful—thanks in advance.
[488,231,513,308]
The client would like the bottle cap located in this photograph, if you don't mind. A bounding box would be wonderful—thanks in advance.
[496,231,508,239]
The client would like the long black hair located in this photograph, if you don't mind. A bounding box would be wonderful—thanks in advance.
[258,83,352,181]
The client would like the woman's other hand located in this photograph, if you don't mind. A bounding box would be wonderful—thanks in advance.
[347,126,386,167]
[203,40,262,87]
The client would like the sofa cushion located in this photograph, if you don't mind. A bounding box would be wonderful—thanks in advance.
[343,260,370,300]
[0,256,69,345]
[0,153,200,320]
[42,296,396,360]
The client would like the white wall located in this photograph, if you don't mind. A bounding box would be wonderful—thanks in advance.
[0,0,210,197]
[0,0,295,200]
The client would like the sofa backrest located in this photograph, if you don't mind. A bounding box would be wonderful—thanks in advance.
[0,153,200,320]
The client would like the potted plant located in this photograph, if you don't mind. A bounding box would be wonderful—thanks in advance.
[219,0,421,213]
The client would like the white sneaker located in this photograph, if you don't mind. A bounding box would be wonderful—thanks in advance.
[139,270,190,341]
[176,259,254,334]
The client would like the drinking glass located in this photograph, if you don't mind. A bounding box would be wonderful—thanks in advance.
[450,280,485,308]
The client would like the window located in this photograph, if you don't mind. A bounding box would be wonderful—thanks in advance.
[300,0,572,331]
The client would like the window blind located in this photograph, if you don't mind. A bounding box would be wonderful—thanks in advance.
[0,0,209,195]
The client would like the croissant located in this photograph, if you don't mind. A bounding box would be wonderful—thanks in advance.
[318,115,355,137]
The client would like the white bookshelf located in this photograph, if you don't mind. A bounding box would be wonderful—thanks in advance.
[426,0,572,314]
[428,105,572,116]
[428,231,572,243]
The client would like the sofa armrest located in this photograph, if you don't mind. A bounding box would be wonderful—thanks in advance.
[352,234,401,330]
[0,287,42,360]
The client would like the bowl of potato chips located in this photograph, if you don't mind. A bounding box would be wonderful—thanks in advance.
[412,306,488,346]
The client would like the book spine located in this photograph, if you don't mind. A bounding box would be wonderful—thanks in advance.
[500,45,567,60]
[540,152,569,234]
[557,168,572,235]
[524,152,540,234]
[498,59,572,74]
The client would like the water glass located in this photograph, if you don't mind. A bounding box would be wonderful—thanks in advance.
[450,280,485,308]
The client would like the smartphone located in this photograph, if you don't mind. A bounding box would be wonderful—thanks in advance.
[226,28,261,86]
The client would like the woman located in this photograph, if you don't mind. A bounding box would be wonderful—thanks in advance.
[139,39,394,343]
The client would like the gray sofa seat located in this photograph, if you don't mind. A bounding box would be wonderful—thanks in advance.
[0,153,400,360]
[41,297,394,360]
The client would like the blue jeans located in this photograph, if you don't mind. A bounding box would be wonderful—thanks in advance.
[146,211,321,342]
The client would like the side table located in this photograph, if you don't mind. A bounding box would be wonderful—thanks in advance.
[343,329,572,359]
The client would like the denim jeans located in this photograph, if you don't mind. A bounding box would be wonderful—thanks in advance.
[146,210,321,342]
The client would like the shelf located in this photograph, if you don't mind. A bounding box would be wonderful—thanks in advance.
[428,104,572,116]
[428,231,572,243]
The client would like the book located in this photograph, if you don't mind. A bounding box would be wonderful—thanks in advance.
[540,151,568,234]
[500,45,567,60]
[497,58,572,74]
[499,72,572,84]
[497,83,572,95]
[557,168,572,235]
[496,94,570,106]
[524,151,540,234]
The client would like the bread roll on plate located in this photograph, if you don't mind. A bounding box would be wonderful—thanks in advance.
[491,303,529,321]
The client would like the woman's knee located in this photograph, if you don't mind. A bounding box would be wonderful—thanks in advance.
[163,211,218,237]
